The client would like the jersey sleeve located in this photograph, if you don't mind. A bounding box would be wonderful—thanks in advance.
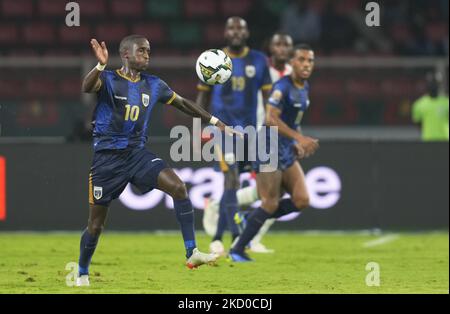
[158,79,177,105]
[267,81,287,110]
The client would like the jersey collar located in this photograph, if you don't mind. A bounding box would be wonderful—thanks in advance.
[223,46,249,58]
[290,76,306,89]
[115,69,141,83]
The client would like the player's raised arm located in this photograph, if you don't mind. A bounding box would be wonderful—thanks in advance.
[82,39,109,93]
[266,100,318,158]
[171,94,243,138]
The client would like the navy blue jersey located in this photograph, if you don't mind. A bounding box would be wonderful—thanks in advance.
[253,76,311,172]
[198,47,272,128]
[92,70,176,151]
[267,76,310,132]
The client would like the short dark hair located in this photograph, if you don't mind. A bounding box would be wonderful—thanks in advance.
[119,34,147,56]
[293,43,313,52]
[290,44,313,58]
[271,32,291,40]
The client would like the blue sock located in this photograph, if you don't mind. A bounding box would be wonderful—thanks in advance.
[232,207,271,253]
[222,189,240,240]
[271,199,302,218]
[174,198,197,258]
[78,228,100,276]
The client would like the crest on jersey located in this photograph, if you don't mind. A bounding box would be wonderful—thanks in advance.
[245,65,256,78]
[269,90,283,105]
[93,186,103,200]
[142,93,150,107]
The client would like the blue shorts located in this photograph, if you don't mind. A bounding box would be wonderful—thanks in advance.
[89,148,168,206]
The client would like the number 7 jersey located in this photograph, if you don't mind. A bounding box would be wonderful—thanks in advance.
[92,70,176,152]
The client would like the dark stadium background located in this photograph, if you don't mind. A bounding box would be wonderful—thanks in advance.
[0,0,448,231]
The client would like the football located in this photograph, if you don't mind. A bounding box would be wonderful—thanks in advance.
[196,49,233,85]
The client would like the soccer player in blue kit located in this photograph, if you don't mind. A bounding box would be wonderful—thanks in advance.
[196,17,272,256]
[76,35,240,286]
[230,44,320,262]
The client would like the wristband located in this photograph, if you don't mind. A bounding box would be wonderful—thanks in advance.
[209,116,219,126]
[96,63,106,71]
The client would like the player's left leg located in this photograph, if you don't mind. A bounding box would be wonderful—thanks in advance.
[157,168,194,256]
[128,149,217,268]
[156,168,218,268]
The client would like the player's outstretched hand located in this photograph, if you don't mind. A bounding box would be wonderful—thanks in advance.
[90,39,109,65]
[216,121,245,139]
[293,142,306,159]
[297,136,319,159]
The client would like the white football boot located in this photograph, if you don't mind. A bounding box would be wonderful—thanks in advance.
[186,248,219,269]
[249,242,275,253]
[76,275,90,287]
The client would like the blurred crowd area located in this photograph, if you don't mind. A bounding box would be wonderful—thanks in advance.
[0,0,448,139]
[0,0,448,57]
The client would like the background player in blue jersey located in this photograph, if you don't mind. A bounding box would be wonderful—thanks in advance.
[230,44,320,262]
[202,33,295,254]
[76,35,240,286]
[196,17,272,256]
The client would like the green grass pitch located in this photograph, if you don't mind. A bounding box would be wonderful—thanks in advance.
[0,232,448,294]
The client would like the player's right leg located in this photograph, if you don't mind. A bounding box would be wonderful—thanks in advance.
[230,170,282,262]
[77,150,130,286]
[77,204,108,286]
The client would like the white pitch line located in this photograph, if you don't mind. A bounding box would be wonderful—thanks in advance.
[363,235,399,248]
